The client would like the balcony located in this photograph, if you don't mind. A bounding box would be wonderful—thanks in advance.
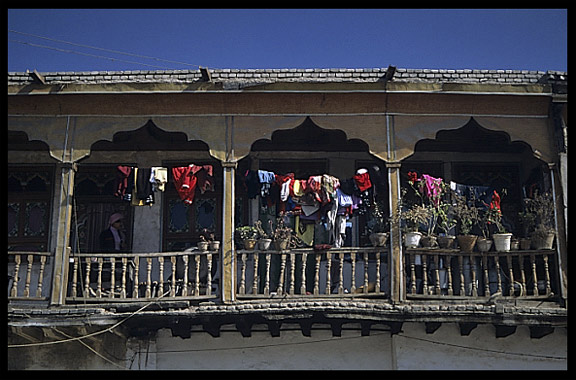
[7,246,560,306]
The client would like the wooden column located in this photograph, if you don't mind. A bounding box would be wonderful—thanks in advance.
[50,162,76,305]
[220,161,237,303]
[387,162,403,303]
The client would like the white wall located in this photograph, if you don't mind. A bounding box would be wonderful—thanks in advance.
[126,322,567,370]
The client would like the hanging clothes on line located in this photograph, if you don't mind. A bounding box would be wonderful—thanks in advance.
[171,164,215,205]
[115,165,133,201]
[150,167,168,192]
[131,167,155,206]
[172,166,198,205]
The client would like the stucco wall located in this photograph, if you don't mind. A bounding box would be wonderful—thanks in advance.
[125,323,567,370]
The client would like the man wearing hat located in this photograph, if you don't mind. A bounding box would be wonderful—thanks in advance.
[97,213,134,296]
[99,213,127,253]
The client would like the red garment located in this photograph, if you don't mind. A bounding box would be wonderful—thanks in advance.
[115,166,132,198]
[190,165,214,194]
[353,172,372,192]
[172,167,198,204]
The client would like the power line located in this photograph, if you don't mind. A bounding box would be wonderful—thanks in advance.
[8,29,204,70]
[9,39,174,70]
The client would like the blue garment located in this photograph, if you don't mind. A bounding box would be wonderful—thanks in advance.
[258,170,276,184]
[450,181,493,209]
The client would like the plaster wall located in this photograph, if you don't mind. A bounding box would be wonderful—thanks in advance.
[126,322,567,370]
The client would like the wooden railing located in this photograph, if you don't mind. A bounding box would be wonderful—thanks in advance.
[236,247,389,298]
[8,247,560,305]
[66,250,219,302]
[404,248,558,299]
[7,251,52,301]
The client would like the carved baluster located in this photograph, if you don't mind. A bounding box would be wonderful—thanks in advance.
[206,253,213,296]
[409,253,417,294]
[433,255,441,295]
[543,254,552,295]
[70,257,79,298]
[194,255,200,296]
[206,253,212,296]
[121,258,128,298]
[325,252,331,295]
[239,253,247,295]
[350,252,357,293]
[109,258,116,298]
[264,253,271,295]
[519,254,527,297]
[300,252,307,295]
[470,255,478,297]
[84,258,91,297]
[158,257,165,297]
[507,255,515,296]
[170,256,177,297]
[278,253,286,294]
[289,252,295,295]
[530,254,539,295]
[252,253,259,295]
[494,254,502,295]
[421,254,428,295]
[132,257,140,298]
[10,255,21,297]
[446,255,453,296]
[375,251,381,294]
[23,255,33,297]
[363,252,369,294]
[183,255,189,296]
[482,255,490,296]
[145,257,153,298]
[97,258,103,297]
[314,253,321,295]
[338,252,344,295]
[458,255,465,296]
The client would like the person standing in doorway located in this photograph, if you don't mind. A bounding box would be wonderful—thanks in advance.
[99,213,127,253]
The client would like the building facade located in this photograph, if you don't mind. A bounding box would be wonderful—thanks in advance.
[7,67,567,370]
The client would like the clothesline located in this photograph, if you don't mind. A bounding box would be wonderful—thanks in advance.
[114,164,214,206]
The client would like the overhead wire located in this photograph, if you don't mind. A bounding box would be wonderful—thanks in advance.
[8,29,206,70]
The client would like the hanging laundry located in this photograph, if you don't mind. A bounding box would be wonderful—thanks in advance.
[172,166,198,205]
[114,165,132,200]
[258,170,276,198]
[131,167,154,206]
[150,167,168,192]
[190,164,214,194]
[295,215,315,247]
[353,168,372,192]
[244,170,260,199]
[420,174,443,206]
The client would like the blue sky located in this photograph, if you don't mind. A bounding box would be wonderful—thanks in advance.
[7,9,567,73]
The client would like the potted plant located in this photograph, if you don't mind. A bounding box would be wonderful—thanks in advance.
[484,190,512,252]
[452,192,479,252]
[254,220,272,250]
[525,191,556,250]
[269,214,293,251]
[236,225,259,250]
[401,204,431,248]
[518,206,536,250]
[437,200,457,249]
[367,201,388,247]
[200,228,220,251]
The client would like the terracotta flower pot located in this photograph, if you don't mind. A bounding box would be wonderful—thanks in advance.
[457,235,477,253]
[531,231,555,250]
[369,232,388,247]
[437,235,456,249]
[243,239,257,250]
[477,237,493,252]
